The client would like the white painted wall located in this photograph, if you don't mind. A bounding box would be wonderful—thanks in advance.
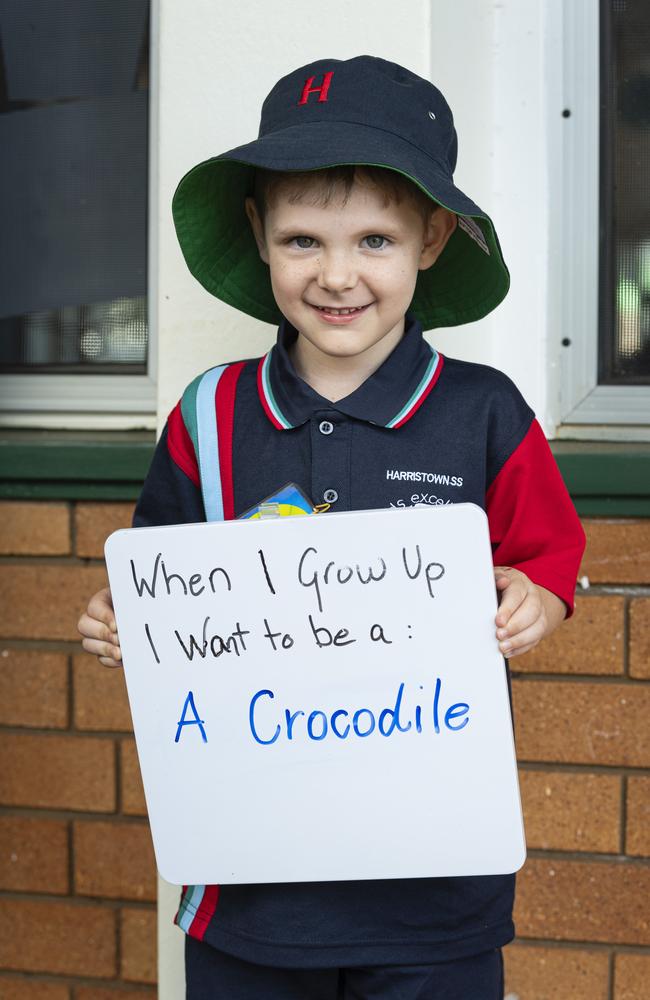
[429,0,557,431]
[154,1,554,992]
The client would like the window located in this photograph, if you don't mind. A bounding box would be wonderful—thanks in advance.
[558,0,650,437]
[599,0,650,386]
[0,0,155,428]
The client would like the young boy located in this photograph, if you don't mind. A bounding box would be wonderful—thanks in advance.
[79,55,585,999]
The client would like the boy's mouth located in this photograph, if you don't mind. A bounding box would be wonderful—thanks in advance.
[309,303,372,317]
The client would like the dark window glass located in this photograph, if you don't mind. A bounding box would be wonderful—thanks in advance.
[599,0,650,384]
[0,0,149,374]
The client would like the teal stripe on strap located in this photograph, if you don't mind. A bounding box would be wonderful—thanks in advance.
[196,365,228,522]
[177,884,206,932]
[180,370,204,457]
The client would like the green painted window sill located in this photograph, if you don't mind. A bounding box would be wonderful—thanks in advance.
[0,430,155,500]
[551,441,650,516]
[1,432,649,514]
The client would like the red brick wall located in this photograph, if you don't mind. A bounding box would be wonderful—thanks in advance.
[0,501,155,999]
[0,502,649,998]
[506,520,650,1000]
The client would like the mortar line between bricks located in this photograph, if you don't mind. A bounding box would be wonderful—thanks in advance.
[69,499,78,557]
[69,813,77,897]
[0,639,95,652]
[66,651,73,731]
[0,724,134,737]
[620,773,628,857]
[526,847,650,866]
[0,974,157,997]
[0,805,150,824]
[577,585,650,596]
[623,595,630,678]
[510,672,650,685]
[517,760,650,776]
[115,892,122,985]
[513,937,650,954]
[0,555,108,566]
[115,738,123,815]
[607,949,615,1000]
[0,888,157,909]
[65,813,74,897]
[517,761,650,777]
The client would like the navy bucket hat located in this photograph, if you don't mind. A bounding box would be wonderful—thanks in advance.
[172,55,510,331]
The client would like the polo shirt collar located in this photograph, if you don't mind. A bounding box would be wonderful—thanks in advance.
[257,313,443,431]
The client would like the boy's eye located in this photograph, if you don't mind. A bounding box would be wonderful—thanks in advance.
[364,235,388,250]
[293,236,316,249]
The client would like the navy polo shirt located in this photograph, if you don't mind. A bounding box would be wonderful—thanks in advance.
[134,313,585,968]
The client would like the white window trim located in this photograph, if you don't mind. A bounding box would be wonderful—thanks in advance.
[0,3,159,433]
[553,0,650,440]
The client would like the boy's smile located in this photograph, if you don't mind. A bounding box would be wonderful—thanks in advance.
[245,177,456,397]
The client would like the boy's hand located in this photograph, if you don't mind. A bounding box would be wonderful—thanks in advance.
[493,567,566,659]
[77,586,122,668]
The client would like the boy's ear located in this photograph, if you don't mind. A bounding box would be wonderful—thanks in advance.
[418,207,458,271]
[244,196,269,264]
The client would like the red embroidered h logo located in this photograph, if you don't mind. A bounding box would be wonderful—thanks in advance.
[298,72,334,105]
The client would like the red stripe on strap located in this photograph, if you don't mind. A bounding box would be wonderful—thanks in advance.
[187,885,221,941]
[167,402,200,486]
[392,354,444,429]
[256,355,285,430]
[215,361,245,521]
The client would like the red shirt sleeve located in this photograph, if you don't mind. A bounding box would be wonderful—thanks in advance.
[486,418,586,616]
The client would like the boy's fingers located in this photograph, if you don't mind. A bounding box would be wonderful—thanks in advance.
[98,655,124,669]
[87,587,116,631]
[81,636,122,662]
[499,620,545,657]
[77,612,119,645]
[494,578,527,627]
[496,597,542,641]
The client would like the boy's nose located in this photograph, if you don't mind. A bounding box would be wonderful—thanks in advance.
[316,251,357,292]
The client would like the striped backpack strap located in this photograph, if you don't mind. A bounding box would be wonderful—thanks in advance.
[179,361,245,522]
[174,361,245,942]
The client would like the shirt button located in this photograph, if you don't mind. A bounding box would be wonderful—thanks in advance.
[323,489,338,504]
[319,420,334,435]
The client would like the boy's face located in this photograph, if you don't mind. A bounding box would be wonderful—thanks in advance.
[245,177,456,373]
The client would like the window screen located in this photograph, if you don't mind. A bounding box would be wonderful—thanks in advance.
[0,0,149,374]
[599,0,650,384]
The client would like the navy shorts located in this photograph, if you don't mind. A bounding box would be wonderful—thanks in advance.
[185,937,504,999]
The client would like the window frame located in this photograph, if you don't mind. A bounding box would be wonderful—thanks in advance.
[554,0,650,440]
[0,0,158,432]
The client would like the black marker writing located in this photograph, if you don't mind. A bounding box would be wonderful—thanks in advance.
[144,623,160,664]
[258,549,276,595]
[297,546,388,613]
[370,623,392,644]
[130,553,231,598]
[174,617,250,660]
[262,618,294,651]
[401,544,445,598]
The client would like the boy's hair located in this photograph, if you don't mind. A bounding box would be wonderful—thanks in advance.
[252,165,438,226]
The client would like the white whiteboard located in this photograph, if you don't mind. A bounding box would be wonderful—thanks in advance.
[105,503,526,885]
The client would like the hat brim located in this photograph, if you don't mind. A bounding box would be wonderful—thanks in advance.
[172,121,509,330]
